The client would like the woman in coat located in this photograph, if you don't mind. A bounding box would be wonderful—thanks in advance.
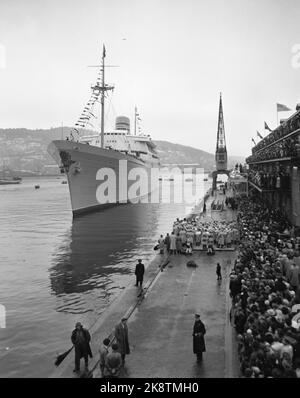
[164,233,171,253]
[158,235,165,254]
[176,234,182,254]
[170,232,177,254]
[201,232,208,250]
[193,314,206,362]
[180,229,187,245]
[218,232,225,248]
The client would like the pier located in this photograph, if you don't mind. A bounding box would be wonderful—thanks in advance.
[52,191,240,378]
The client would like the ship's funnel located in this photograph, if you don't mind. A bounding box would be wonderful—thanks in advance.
[115,116,130,132]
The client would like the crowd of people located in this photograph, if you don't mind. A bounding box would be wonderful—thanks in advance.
[251,111,300,155]
[248,168,291,190]
[225,196,238,210]
[247,135,298,164]
[157,216,240,256]
[230,197,300,378]
[71,177,300,378]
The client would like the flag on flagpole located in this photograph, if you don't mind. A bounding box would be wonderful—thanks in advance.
[252,138,256,146]
[103,44,106,58]
[277,103,291,112]
[257,131,263,139]
[264,122,272,132]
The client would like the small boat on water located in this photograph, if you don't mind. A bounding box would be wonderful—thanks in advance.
[0,164,22,185]
[0,178,22,185]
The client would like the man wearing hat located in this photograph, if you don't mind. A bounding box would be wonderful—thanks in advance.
[135,259,145,287]
[71,322,93,373]
[114,318,130,364]
[192,314,206,363]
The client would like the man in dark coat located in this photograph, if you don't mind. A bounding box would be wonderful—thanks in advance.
[135,259,145,287]
[71,322,93,373]
[114,318,130,364]
[164,233,171,253]
[193,314,206,362]
[229,274,241,301]
[216,263,222,280]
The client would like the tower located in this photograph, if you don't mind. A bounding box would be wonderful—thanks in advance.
[212,93,229,190]
[215,93,227,171]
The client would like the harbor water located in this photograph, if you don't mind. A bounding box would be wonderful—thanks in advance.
[0,175,210,377]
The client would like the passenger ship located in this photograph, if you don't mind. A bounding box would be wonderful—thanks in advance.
[48,46,159,215]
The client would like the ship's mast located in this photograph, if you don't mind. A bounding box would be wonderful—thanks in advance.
[91,45,114,148]
[134,106,137,136]
[100,46,105,148]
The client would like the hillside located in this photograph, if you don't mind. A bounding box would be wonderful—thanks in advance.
[0,128,245,174]
[154,140,214,168]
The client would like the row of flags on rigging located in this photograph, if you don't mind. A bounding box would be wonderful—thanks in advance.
[252,103,292,146]
[72,46,108,133]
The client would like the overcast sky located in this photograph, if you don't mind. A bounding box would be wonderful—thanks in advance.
[0,0,299,156]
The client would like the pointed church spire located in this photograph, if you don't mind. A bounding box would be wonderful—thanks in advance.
[215,92,228,171]
[216,92,226,150]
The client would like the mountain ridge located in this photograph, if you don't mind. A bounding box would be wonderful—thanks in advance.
[0,127,245,174]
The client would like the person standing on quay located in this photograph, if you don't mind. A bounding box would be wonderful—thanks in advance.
[193,314,206,363]
[216,263,222,280]
[164,233,171,253]
[71,322,93,373]
[135,259,145,287]
[158,234,165,254]
[114,318,130,364]
[170,231,177,254]
[176,233,183,254]
[103,343,122,378]
[99,338,110,377]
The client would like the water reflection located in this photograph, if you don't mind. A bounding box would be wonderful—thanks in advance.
[0,176,210,377]
[49,203,160,299]
[49,180,209,315]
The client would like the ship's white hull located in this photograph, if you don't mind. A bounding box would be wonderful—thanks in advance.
[48,140,159,216]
